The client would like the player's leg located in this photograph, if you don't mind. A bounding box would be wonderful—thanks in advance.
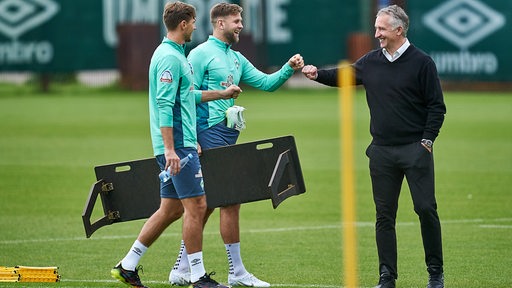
[112,201,182,288]
[112,179,183,286]
[180,195,208,283]
[170,207,215,285]
[137,198,184,247]
[221,204,269,287]
[111,154,183,287]
[201,123,269,286]
[113,198,183,268]
[176,195,228,288]
[219,204,245,278]
[220,204,240,244]
[174,149,228,287]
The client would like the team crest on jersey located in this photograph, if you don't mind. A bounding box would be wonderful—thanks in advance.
[221,74,234,88]
[160,70,173,83]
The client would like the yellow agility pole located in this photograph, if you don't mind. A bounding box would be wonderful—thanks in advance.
[338,61,358,288]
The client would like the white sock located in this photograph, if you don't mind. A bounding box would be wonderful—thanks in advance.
[121,240,147,271]
[172,240,190,273]
[226,242,248,277]
[188,251,206,283]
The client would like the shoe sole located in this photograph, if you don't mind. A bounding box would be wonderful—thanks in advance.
[111,269,130,286]
[169,274,191,286]
[229,281,270,287]
[170,281,190,286]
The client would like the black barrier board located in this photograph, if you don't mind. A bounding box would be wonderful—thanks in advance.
[200,135,305,208]
[82,158,160,237]
[82,135,305,237]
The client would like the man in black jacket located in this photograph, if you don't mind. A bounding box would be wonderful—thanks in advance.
[302,5,446,288]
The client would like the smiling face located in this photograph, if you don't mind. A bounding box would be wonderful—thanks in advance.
[217,13,243,45]
[374,13,405,54]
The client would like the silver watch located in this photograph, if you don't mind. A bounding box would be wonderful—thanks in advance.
[421,139,433,148]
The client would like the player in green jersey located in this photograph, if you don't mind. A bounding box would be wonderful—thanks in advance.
[169,3,304,287]
[111,2,240,288]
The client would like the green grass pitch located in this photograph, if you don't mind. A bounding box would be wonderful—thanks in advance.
[0,83,511,287]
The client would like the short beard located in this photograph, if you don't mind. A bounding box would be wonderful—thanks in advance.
[224,31,238,45]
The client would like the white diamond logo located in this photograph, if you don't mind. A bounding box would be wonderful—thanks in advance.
[0,0,59,39]
[422,0,505,50]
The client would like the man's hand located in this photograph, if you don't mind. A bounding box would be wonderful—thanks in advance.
[197,142,202,156]
[220,85,242,100]
[302,65,318,80]
[288,54,304,70]
[421,139,433,153]
[164,148,181,175]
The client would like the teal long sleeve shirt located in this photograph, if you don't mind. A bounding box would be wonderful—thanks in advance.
[188,36,295,133]
[148,37,200,156]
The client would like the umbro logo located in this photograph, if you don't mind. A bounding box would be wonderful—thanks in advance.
[422,0,505,50]
[0,0,59,40]
[190,258,202,267]
[131,247,143,256]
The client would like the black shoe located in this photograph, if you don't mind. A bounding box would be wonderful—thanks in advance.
[190,272,229,288]
[427,273,444,288]
[375,265,396,288]
[374,275,395,288]
[110,263,148,288]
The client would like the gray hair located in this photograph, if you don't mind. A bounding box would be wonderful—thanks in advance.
[377,5,409,36]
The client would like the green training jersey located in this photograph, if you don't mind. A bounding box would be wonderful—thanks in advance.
[188,36,295,133]
[148,37,199,156]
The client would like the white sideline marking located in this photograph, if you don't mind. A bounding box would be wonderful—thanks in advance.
[480,225,512,229]
[1,218,511,245]
[61,278,363,288]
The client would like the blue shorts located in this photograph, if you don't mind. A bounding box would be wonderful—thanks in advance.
[156,148,204,199]
[198,121,240,149]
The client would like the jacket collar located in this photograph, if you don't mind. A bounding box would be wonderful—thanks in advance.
[162,37,186,54]
[208,35,231,53]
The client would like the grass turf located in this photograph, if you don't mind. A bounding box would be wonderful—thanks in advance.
[0,84,511,287]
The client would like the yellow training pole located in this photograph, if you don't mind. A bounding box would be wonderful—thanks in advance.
[338,61,358,288]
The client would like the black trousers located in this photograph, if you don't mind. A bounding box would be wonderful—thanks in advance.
[366,142,443,279]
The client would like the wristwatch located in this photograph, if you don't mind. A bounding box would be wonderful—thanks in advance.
[421,139,433,149]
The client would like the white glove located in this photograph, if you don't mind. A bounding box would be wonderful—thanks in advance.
[226,105,246,131]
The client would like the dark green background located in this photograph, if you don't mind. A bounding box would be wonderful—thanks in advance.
[1,0,510,82]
